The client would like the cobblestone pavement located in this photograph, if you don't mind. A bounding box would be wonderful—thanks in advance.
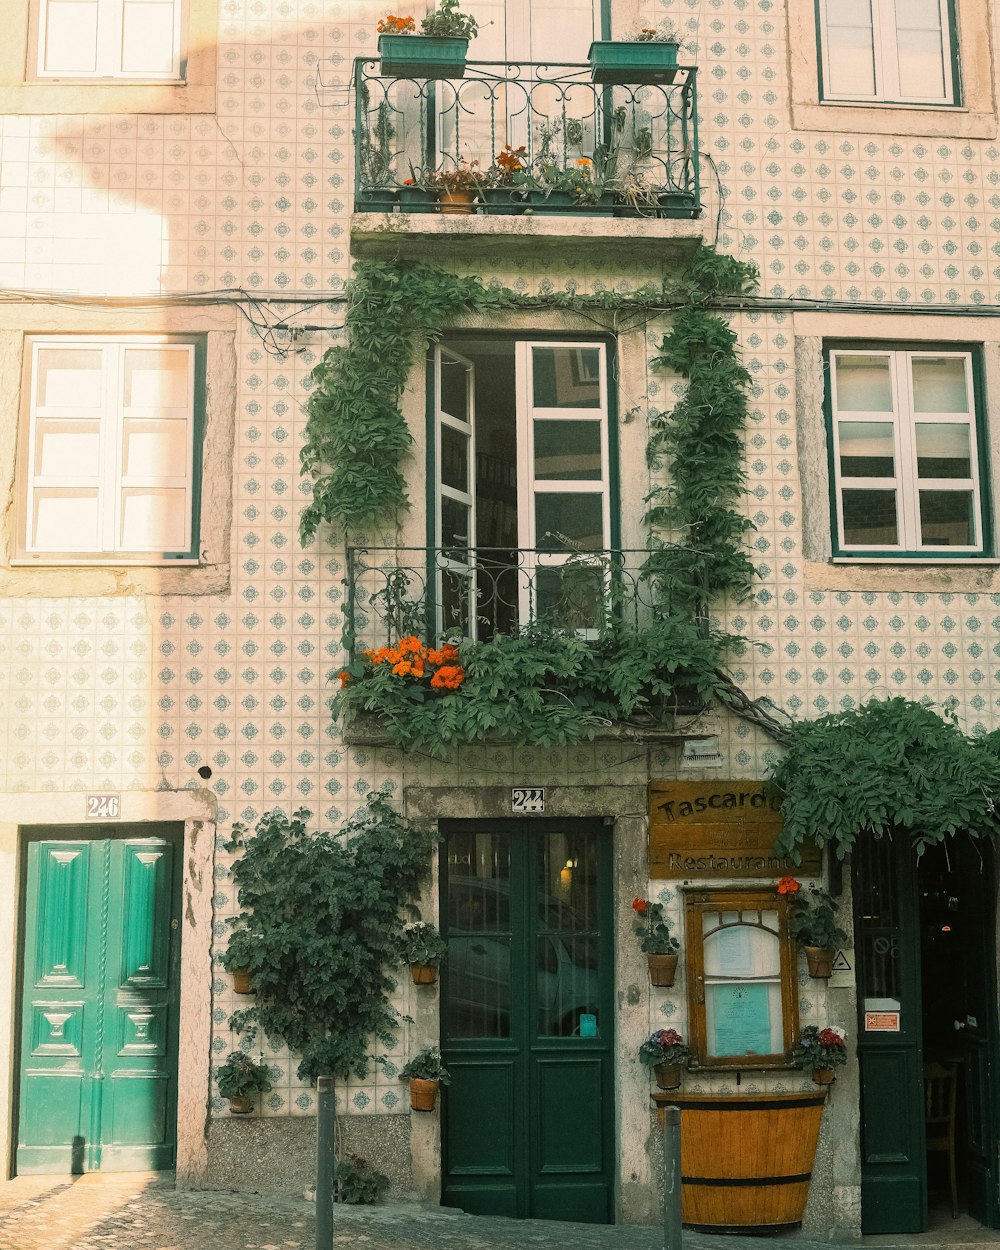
[1,1175,998,1250]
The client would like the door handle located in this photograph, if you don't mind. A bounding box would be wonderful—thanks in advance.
[953,1019,967,1030]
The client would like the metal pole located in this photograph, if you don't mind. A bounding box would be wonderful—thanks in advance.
[316,1075,335,1250]
[663,1104,682,1250]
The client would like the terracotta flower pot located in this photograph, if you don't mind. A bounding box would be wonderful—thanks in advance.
[812,1067,836,1086]
[228,1094,254,1114]
[805,946,834,978]
[439,191,476,215]
[409,1078,440,1112]
[409,963,438,985]
[647,953,679,987]
[653,1062,681,1091]
[232,968,253,994]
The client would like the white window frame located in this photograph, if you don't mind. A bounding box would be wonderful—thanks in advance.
[36,0,184,81]
[19,334,200,566]
[818,0,956,106]
[828,346,986,560]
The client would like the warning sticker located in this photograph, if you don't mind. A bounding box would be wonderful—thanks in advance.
[831,950,851,973]
[864,1011,900,1032]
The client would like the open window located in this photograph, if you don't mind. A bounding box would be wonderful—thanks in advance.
[684,887,799,1069]
[432,337,617,639]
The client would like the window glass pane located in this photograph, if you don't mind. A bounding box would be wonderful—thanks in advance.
[705,982,783,1058]
[704,922,780,979]
[534,420,602,480]
[896,28,946,99]
[919,490,975,548]
[535,493,603,551]
[440,425,469,492]
[42,0,99,73]
[32,490,99,550]
[530,0,596,63]
[441,496,471,551]
[120,0,176,75]
[122,420,189,478]
[842,488,898,545]
[120,488,187,550]
[911,357,969,413]
[839,421,895,477]
[440,358,469,422]
[825,22,876,97]
[834,355,892,411]
[36,348,103,408]
[831,0,873,21]
[446,935,511,1038]
[123,348,189,409]
[535,831,599,1037]
[35,421,101,478]
[915,424,971,479]
[534,564,604,630]
[445,831,511,1039]
[532,347,601,409]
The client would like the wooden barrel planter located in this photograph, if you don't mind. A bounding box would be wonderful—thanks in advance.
[651,1091,826,1232]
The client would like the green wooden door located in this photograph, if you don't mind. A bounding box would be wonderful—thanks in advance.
[440,819,613,1222]
[853,835,926,1234]
[17,829,182,1174]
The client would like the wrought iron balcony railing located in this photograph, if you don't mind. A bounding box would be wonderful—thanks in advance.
[353,57,699,219]
[344,547,678,660]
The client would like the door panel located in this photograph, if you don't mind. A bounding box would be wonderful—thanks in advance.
[441,819,613,1223]
[17,829,181,1174]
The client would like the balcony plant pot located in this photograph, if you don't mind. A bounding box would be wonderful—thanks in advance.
[653,1062,682,1091]
[525,190,615,217]
[409,962,438,985]
[647,952,679,987]
[409,1078,440,1112]
[480,186,527,215]
[812,1067,836,1086]
[805,946,834,978]
[398,185,436,214]
[588,40,680,85]
[232,968,253,994]
[378,34,469,79]
[651,1091,827,1230]
[657,189,698,220]
[438,190,476,215]
[228,1095,254,1115]
[356,186,399,213]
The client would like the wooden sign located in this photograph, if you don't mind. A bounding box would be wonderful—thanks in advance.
[648,780,821,880]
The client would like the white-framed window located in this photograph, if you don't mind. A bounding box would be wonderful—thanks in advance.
[36,0,183,79]
[818,0,956,106]
[19,335,203,565]
[433,337,615,638]
[827,347,988,560]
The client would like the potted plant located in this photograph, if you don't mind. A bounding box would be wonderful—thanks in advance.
[355,95,399,213]
[400,920,448,984]
[589,21,682,86]
[781,877,849,978]
[639,1027,691,1090]
[633,896,681,986]
[481,145,528,214]
[519,158,613,216]
[377,0,479,79]
[424,161,482,214]
[399,1046,451,1111]
[216,1050,273,1114]
[791,1024,848,1086]
[221,929,255,994]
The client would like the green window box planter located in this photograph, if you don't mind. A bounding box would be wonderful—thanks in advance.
[525,190,615,217]
[480,187,527,215]
[398,185,437,213]
[378,34,469,79]
[587,40,680,85]
[356,187,400,213]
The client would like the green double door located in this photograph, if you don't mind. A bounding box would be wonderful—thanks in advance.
[440,819,614,1223]
[17,828,182,1174]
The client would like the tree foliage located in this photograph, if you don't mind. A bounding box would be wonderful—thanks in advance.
[223,791,436,1080]
[770,698,1000,861]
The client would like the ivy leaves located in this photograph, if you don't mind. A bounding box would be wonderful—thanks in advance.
[223,792,436,1080]
[771,698,1000,861]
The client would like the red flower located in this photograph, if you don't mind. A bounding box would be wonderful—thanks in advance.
[632,897,648,913]
[777,876,801,895]
[336,670,351,687]
[818,1028,845,1048]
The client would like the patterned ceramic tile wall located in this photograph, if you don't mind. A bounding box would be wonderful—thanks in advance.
[1,0,1000,1115]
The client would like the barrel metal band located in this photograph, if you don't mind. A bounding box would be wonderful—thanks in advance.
[681,1173,812,1187]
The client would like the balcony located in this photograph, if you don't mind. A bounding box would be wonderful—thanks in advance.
[351,57,703,261]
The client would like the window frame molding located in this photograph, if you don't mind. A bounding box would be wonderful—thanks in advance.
[786,0,997,138]
[0,304,235,597]
[0,0,217,114]
[35,0,184,82]
[683,885,799,1072]
[824,342,992,562]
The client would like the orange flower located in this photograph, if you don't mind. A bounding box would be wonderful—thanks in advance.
[337,670,351,687]
[391,660,412,677]
[576,157,593,167]
[398,636,424,654]
[777,876,801,895]
[430,665,464,690]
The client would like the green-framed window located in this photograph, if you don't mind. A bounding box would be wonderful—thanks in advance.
[817,0,959,106]
[17,334,205,565]
[825,345,992,561]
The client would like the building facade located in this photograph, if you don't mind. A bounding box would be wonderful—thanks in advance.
[1,0,999,1238]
